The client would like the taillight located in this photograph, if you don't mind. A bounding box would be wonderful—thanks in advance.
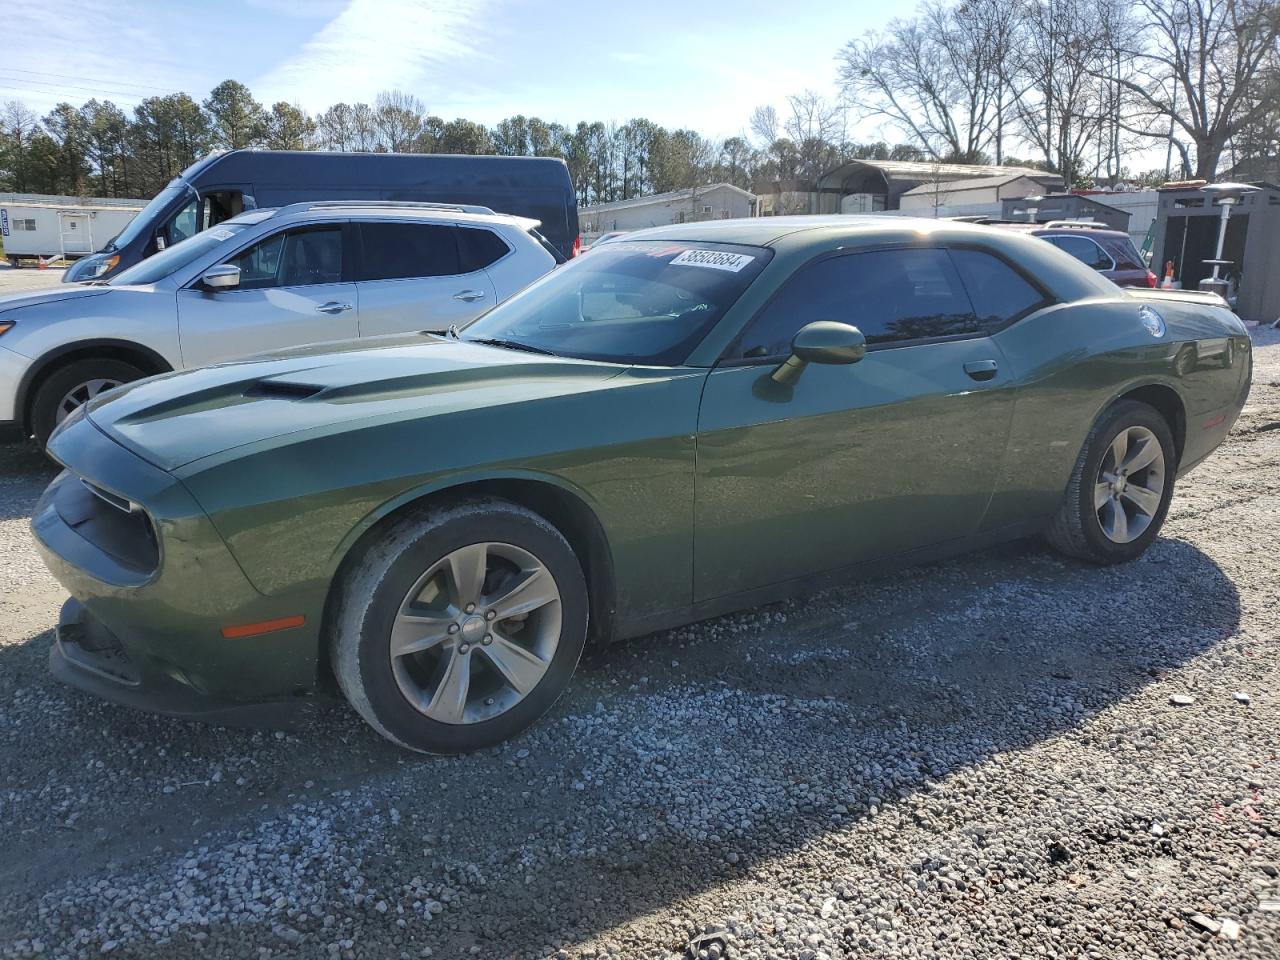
[1145,271,1157,288]
[571,235,581,258]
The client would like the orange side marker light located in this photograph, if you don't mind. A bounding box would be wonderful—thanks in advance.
[221,615,306,639]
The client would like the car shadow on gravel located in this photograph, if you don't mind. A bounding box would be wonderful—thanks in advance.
[0,532,1243,957]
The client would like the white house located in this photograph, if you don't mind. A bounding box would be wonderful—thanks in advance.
[580,183,756,238]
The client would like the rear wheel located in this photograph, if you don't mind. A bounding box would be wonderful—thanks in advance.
[1046,399,1176,564]
[330,498,589,753]
[31,358,146,447]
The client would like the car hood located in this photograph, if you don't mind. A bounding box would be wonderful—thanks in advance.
[0,286,113,315]
[84,336,628,471]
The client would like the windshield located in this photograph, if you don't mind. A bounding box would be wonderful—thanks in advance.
[108,223,249,286]
[462,240,772,365]
[108,181,190,251]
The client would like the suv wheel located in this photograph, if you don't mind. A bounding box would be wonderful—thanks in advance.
[31,358,146,447]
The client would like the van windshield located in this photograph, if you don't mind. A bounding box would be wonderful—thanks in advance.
[108,181,189,251]
[461,240,772,365]
[108,223,248,286]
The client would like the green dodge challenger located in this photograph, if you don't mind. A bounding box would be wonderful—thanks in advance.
[33,217,1251,753]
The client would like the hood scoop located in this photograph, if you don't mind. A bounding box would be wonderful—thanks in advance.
[245,380,325,401]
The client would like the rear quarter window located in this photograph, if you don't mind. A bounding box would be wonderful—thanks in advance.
[948,248,1051,332]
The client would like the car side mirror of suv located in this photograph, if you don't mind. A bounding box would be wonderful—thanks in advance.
[202,264,241,291]
[772,321,866,385]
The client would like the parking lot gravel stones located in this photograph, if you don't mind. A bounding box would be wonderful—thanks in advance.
[1,325,1278,959]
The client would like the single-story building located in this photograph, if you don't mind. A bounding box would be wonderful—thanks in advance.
[579,184,756,238]
[899,175,1047,212]
[756,160,1064,216]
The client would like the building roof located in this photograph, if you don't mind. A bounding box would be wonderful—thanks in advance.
[816,159,1060,189]
[581,183,754,214]
[901,174,1038,197]
[0,192,147,210]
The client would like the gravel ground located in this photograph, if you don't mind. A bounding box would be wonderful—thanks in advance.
[0,321,1276,959]
[0,263,67,293]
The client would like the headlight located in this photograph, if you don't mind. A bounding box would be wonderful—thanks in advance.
[89,254,120,278]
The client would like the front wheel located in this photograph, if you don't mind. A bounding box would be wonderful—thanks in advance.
[1046,399,1176,564]
[31,358,145,447]
[330,498,589,753]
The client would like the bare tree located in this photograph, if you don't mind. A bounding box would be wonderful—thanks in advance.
[837,0,1017,163]
[749,105,780,147]
[1009,0,1111,187]
[1111,0,1280,178]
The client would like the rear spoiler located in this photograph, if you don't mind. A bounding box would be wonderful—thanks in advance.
[1127,287,1229,309]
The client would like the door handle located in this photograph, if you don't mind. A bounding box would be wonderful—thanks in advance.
[964,359,999,382]
[453,290,487,303]
[316,301,353,314]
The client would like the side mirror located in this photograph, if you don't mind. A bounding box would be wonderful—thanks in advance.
[202,264,241,291]
[772,321,866,385]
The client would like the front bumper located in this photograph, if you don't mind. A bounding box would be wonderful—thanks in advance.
[32,416,328,714]
[52,598,312,727]
[0,345,33,423]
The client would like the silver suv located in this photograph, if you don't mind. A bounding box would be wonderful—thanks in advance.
[0,201,560,445]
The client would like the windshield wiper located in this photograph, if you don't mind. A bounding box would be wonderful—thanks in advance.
[467,337,557,357]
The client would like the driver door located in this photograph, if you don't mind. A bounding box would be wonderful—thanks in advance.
[176,224,359,367]
[694,247,1020,602]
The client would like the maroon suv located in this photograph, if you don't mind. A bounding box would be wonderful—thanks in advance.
[982,221,1157,288]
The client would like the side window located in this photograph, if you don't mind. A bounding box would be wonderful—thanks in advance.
[736,248,978,358]
[948,248,1050,333]
[167,198,200,245]
[226,226,343,290]
[1102,237,1144,270]
[1047,235,1112,271]
[358,222,460,280]
[457,227,511,272]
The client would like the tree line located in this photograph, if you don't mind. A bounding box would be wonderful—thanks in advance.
[1,0,1276,206]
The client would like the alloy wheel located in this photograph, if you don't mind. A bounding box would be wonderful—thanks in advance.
[1094,425,1166,544]
[55,378,123,424]
[389,541,562,724]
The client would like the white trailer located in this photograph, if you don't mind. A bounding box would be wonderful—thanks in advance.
[0,193,146,265]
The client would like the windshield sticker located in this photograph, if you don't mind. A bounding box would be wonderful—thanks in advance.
[209,229,235,242]
[669,249,755,272]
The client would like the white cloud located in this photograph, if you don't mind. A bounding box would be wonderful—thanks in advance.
[253,0,496,110]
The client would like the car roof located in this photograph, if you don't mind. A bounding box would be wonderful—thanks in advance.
[623,214,1071,251]
[226,202,540,232]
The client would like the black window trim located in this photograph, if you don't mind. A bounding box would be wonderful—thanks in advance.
[717,241,1056,366]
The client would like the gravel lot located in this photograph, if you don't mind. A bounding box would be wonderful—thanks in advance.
[0,263,67,293]
[0,281,1276,958]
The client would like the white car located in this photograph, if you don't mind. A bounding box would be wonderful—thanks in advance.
[0,201,560,445]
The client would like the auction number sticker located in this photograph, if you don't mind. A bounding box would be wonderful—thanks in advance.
[670,249,755,272]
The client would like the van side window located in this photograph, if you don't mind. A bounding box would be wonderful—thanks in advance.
[457,228,511,271]
[227,227,344,289]
[358,222,461,280]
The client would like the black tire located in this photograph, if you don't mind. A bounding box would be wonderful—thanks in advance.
[31,358,146,447]
[1046,399,1176,564]
[330,497,589,754]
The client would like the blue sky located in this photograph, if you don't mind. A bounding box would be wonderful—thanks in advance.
[4,0,895,140]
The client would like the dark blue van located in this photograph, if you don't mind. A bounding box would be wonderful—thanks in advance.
[65,150,580,282]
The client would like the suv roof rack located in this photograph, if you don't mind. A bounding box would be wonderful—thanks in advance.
[1041,220,1113,230]
[275,200,498,218]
